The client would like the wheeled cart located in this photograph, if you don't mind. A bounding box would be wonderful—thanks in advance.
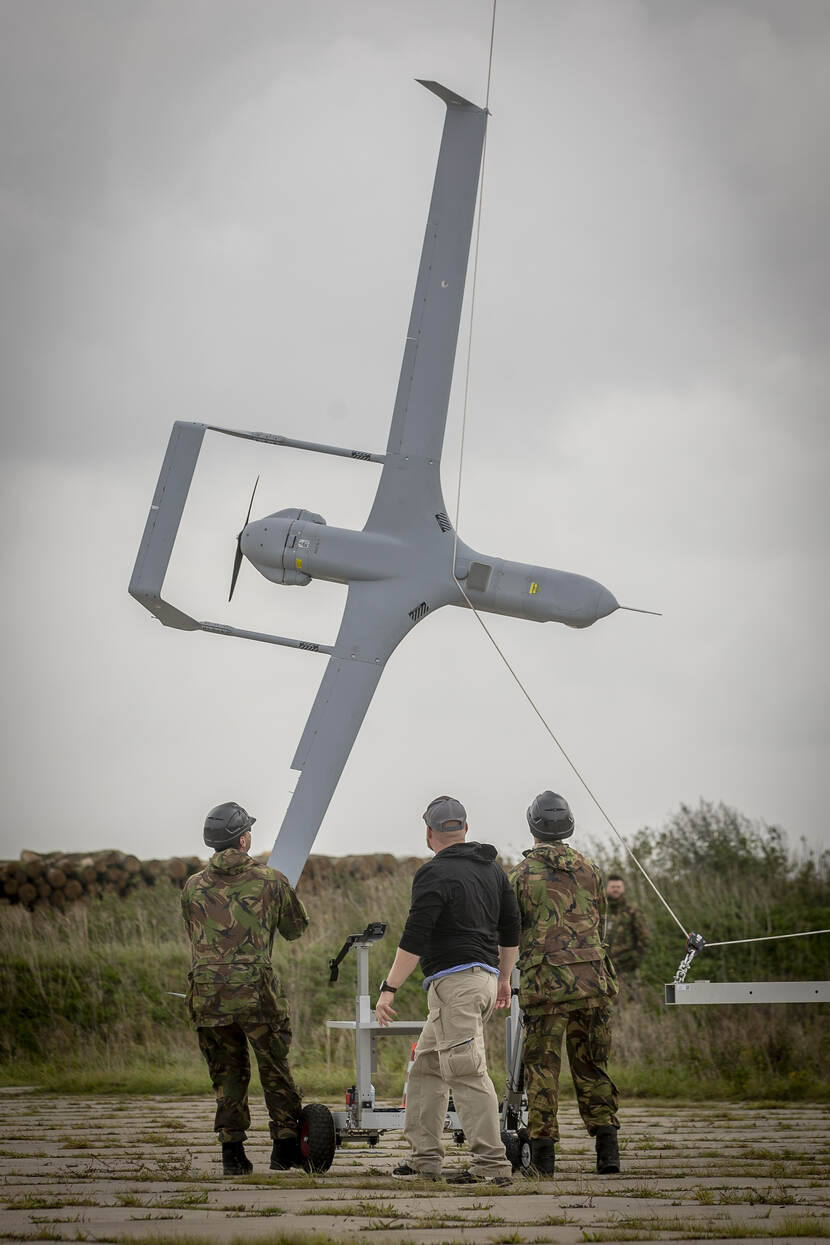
[325,922,463,1146]
[325,923,531,1171]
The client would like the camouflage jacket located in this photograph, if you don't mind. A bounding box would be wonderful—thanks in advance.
[181,849,308,1027]
[605,896,651,974]
[509,842,618,1012]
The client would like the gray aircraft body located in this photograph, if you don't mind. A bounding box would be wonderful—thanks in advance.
[129,81,620,884]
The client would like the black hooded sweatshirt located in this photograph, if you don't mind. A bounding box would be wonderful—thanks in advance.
[399,842,521,979]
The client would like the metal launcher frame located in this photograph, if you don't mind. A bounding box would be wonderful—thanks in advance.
[665,932,830,1006]
[324,923,461,1145]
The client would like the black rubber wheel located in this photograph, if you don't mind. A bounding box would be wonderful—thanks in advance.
[453,1129,466,1146]
[367,1134,379,1147]
[298,1103,336,1172]
[501,1129,524,1173]
[516,1127,532,1172]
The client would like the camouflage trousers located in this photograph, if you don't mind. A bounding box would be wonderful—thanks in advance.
[522,1002,619,1141]
[197,1020,301,1144]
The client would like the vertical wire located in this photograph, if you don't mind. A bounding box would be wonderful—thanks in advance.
[448,0,690,940]
[452,0,497,582]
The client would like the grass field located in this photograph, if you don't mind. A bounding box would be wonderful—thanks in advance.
[1,801,827,1100]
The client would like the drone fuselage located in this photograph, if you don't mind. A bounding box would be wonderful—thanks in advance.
[242,509,617,630]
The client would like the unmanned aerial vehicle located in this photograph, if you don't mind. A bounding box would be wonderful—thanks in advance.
[129,82,620,884]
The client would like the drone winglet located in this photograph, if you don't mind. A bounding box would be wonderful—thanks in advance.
[365,82,487,535]
[129,420,362,653]
[129,421,205,631]
[416,80,480,110]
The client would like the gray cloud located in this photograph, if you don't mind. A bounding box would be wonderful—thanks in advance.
[1,1,827,870]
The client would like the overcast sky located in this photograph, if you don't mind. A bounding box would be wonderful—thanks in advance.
[2,1,828,902]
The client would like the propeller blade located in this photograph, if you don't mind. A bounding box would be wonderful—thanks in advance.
[228,541,244,602]
[228,476,259,603]
[243,475,260,528]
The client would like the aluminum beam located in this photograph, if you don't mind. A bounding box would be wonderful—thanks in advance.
[665,980,830,1005]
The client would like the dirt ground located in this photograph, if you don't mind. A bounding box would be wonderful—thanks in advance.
[0,1089,828,1244]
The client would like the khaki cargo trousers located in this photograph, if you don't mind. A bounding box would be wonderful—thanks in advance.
[404,967,510,1178]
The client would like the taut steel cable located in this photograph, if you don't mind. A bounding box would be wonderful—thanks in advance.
[449,1,690,941]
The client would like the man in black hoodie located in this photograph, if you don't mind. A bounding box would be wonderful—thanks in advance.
[375,796,520,1184]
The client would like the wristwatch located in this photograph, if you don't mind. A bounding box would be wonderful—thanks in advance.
[379,980,398,994]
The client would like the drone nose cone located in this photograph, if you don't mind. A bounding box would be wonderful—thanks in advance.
[240,520,262,558]
[239,514,295,575]
[594,584,619,621]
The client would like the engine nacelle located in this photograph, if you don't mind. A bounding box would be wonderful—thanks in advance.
[242,507,327,586]
[274,508,327,527]
[265,567,311,586]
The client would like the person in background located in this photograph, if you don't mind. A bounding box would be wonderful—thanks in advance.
[510,791,620,1177]
[181,801,308,1176]
[605,874,651,976]
[375,795,519,1186]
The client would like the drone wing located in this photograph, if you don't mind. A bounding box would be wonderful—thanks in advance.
[267,83,488,882]
[365,81,488,536]
[268,579,425,884]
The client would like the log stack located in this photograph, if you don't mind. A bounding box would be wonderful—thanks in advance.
[0,850,205,912]
[1,849,429,913]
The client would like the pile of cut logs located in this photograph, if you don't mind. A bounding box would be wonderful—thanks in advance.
[0,851,205,911]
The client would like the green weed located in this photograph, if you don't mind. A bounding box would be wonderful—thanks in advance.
[228,1206,286,1217]
[128,1212,184,1221]
[583,1214,830,1241]
[0,1232,70,1243]
[147,1190,208,1208]
[1,1195,94,1210]
[299,1199,409,1219]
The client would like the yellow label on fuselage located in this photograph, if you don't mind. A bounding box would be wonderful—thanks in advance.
[529,581,539,595]
[296,558,303,569]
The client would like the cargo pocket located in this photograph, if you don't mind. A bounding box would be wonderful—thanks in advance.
[438,1035,483,1082]
[188,959,265,1023]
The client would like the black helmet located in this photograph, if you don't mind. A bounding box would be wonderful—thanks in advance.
[527,791,574,841]
[203,801,256,850]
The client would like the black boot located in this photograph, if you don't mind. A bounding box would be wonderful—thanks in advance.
[222,1140,253,1176]
[270,1137,299,1171]
[595,1125,620,1174]
[529,1137,556,1176]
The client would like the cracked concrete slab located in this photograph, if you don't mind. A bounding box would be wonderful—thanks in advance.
[0,1094,828,1243]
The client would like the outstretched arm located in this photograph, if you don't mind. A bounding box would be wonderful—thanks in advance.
[276,879,309,941]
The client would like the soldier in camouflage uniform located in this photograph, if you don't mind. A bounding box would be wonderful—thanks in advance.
[509,791,620,1177]
[605,875,651,976]
[181,801,309,1176]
